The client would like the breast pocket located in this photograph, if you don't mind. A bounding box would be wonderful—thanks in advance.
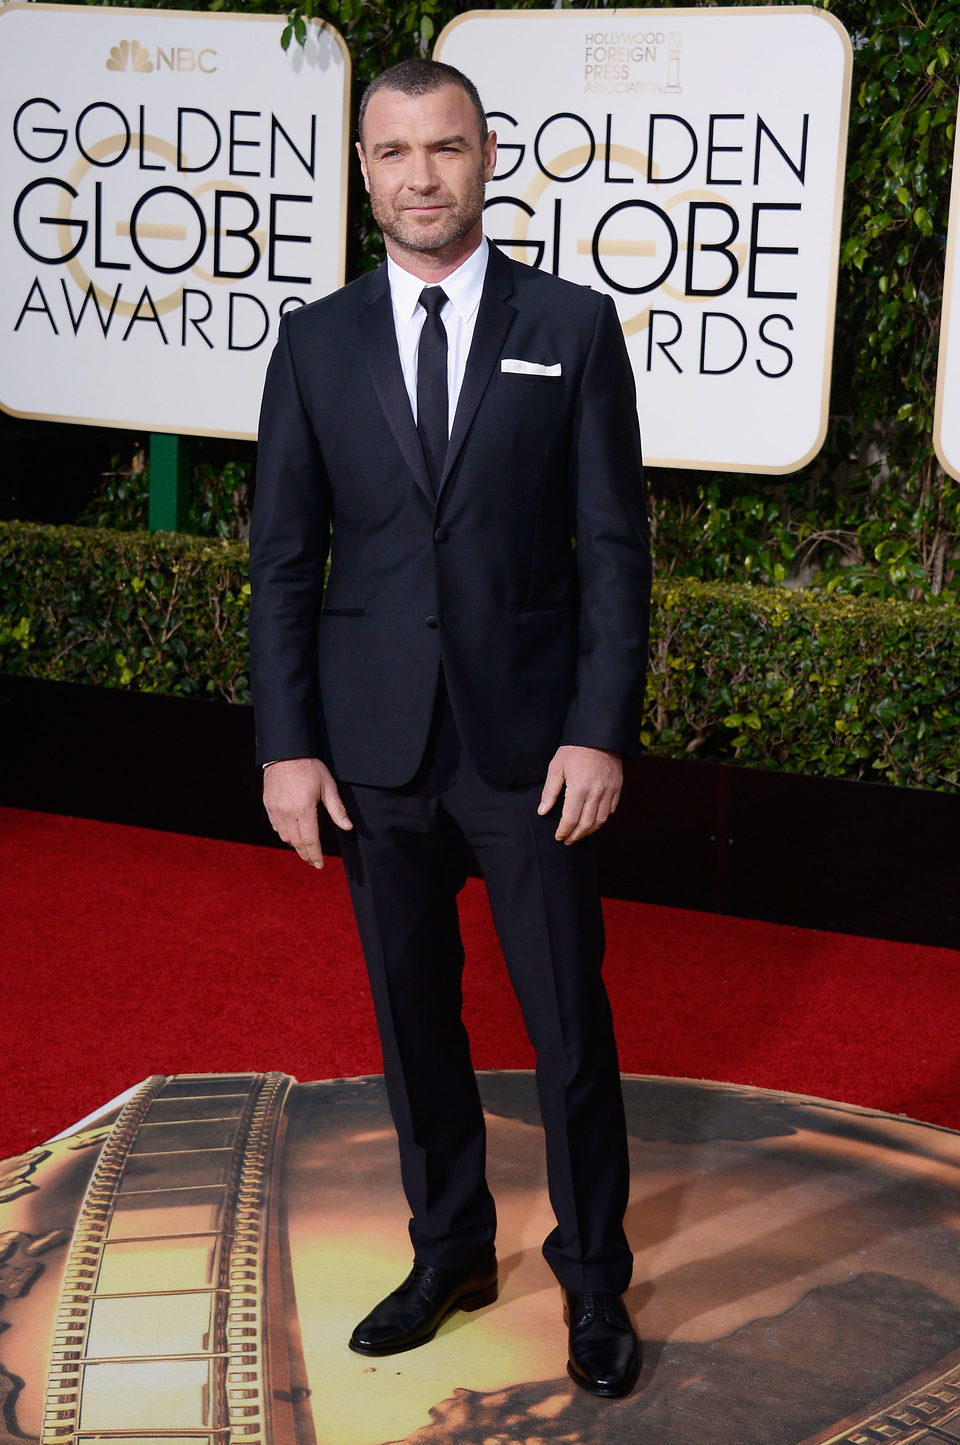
[499,371,564,386]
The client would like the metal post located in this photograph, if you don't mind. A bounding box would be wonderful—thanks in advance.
[148,433,190,531]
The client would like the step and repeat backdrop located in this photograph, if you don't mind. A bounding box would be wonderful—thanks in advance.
[437,7,852,473]
[0,3,350,439]
[0,4,956,473]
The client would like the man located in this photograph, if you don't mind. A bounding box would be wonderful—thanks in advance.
[249,58,650,1398]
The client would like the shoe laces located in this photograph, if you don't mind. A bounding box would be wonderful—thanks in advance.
[408,1263,438,1296]
[572,1291,623,1325]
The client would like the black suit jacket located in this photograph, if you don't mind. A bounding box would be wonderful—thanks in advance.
[249,243,650,788]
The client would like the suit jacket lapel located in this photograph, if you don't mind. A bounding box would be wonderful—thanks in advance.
[440,244,517,491]
[358,265,435,505]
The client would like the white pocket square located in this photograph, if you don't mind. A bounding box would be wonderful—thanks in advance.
[500,358,562,377]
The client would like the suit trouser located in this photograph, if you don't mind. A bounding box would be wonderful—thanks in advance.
[337,685,633,1295]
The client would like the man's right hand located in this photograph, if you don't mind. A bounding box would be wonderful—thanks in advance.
[262,757,353,869]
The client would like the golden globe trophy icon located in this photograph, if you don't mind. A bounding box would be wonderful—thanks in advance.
[664,31,682,93]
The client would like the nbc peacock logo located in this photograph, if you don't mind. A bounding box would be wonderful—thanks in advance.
[106,40,154,73]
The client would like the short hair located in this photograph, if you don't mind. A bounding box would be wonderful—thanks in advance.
[358,58,488,148]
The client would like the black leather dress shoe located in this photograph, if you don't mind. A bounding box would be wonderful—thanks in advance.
[563,1290,641,1398]
[348,1259,499,1356]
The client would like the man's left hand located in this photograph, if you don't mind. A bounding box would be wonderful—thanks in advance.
[538,746,623,845]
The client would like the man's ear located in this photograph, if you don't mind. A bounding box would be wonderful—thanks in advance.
[356,139,371,193]
[483,130,497,184]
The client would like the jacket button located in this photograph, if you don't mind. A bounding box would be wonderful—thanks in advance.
[434,526,449,542]
[425,616,439,629]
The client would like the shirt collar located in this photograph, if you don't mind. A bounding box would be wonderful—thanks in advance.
[387,236,489,325]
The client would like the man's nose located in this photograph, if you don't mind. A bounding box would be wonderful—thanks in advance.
[407,151,440,192]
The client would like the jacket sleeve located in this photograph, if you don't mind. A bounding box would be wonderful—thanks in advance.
[248,313,330,767]
[561,292,651,757]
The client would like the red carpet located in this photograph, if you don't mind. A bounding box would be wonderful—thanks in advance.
[2,804,958,1159]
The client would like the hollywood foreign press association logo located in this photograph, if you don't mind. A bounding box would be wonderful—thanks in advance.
[106,40,153,73]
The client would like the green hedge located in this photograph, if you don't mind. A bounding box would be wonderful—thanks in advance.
[0,524,249,704]
[649,582,960,791]
[3,522,959,790]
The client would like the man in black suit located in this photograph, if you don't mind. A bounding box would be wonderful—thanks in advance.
[249,58,650,1397]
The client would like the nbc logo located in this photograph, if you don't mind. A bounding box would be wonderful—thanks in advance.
[106,40,154,73]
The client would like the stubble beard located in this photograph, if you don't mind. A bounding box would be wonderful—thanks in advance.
[371,164,486,259]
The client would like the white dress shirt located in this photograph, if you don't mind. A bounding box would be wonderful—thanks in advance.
[387,238,489,436]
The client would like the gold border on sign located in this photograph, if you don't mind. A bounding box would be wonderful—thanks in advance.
[0,1,352,441]
[435,6,854,475]
[934,107,960,484]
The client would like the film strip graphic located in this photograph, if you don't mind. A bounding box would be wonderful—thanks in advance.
[805,1357,960,1444]
[41,1070,293,1444]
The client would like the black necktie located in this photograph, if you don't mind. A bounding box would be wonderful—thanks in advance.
[417,286,448,488]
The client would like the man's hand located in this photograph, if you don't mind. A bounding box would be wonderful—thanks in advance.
[538,745,623,845]
[263,756,353,869]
